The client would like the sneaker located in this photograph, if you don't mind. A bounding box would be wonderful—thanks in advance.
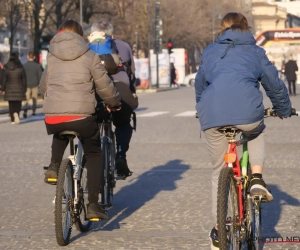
[23,112,27,119]
[32,112,36,116]
[115,156,132,178]
[86,203,108,220]
[13,113,20,124]
[209,227,219,249]
[44,162,60,180]
[250,176,273,202]
[11,122,15,125]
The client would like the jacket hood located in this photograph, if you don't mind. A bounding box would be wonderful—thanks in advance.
[216,29,256,59]
[4,60,21,70]
[49,32,89,61]
[216,29,256,45]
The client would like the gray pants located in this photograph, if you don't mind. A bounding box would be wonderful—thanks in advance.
[203,120,266,224]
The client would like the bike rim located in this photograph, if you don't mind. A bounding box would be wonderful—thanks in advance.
[226,177,239,249]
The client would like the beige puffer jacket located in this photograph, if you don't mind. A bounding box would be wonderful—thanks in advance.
[40,31,121,116]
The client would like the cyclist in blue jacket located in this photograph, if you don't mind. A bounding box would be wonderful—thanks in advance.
[194,12,292,250]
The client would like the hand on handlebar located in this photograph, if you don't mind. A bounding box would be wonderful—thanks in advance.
[106,105,121,112]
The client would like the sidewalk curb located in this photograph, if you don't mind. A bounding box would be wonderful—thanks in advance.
[136,87,179,93]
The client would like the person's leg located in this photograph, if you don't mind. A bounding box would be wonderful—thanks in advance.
[44,122,69,179]
[236,120,272,201]
[23,88,31,118]
[8,101,14,122]
[112,101,133,176]
[288,80,292,95]
[10,101,20,124]
[204,127,228,225]
[69,116,107,219]
[204,127,228,248]
[292,80,296,95]
[31,87,38,114]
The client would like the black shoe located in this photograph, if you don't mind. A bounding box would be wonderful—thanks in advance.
[209,227,219,249]
[44,162,60,180]
[250,176,273,202]
[115,156,132,178]
[32,112,36,116]
[23,112,27,119]
[86,203,108,220]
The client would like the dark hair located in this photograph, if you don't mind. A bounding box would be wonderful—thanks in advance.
[8,52,22,67]
[27,51,35,59]
[218,12,250,35]
[58,19,83,36]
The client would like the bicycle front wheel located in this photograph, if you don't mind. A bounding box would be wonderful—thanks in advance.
[217,167,240,250]
[54,159,73,246]
[101,138,112,208]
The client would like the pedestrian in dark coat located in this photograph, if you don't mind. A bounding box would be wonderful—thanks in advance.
[170,63,178,87]
[0,53,27,124]
[284,56,298,96]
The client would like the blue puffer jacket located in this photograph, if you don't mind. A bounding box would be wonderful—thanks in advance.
[195,29,291,131]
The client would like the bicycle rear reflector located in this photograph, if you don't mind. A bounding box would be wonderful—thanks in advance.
[224,153,236,163]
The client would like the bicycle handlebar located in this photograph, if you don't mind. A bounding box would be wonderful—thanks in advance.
[264,108,298,117]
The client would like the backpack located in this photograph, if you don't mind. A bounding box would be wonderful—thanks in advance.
[89,37,121,75]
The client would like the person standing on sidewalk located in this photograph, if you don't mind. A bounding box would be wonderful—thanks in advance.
[23,52,43,118]
[284,55,298,96]
[0,53,27,124]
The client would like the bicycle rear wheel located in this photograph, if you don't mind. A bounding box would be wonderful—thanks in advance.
[75,156,92,232]
[217,167,240,250]
[101,138,112,208]
[54,159,73,246]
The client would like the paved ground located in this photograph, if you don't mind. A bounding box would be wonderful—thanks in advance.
[0,86,300,249]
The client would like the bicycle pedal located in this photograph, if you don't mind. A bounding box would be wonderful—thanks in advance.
[115,175,126,180]
[45,178,57,185]
[89,218,100,222]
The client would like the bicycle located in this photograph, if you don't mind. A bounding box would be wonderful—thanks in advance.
[216,108,298,250]
[44,110,118,246]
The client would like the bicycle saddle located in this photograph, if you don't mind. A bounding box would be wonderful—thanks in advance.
[59,131,81,140]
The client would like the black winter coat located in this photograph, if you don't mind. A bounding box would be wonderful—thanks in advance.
[1,61,27,101]
[284,60,298,81]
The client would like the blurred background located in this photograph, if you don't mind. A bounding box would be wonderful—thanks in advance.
[0,0,300,87]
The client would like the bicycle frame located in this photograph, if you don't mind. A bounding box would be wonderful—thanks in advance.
[224,135,249,225]
[68,139,84,207]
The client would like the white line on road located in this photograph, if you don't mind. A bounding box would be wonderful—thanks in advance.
[137,111,169,117]
[174,111,196,117]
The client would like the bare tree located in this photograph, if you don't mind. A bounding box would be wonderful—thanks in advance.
[0,0,29,54]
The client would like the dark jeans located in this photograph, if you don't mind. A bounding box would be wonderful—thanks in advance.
[8,101,22,122]
[112,101,133,158]
[288,80,296,95]
[45,116,102,203]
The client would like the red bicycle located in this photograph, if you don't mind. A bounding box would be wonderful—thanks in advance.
[216,108,298,250]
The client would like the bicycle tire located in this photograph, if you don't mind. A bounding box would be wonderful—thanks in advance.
[75,156,92,232]
[54,159,73,246]
[251,201,262,250]
[101,138,111,208]
[217,167,240,250]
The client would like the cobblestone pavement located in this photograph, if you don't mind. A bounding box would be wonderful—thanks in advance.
[0,87,299,249]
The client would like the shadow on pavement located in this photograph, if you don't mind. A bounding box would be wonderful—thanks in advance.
[0,113,45,124]
[261,184,300,244]
[135,107,148,112]
[70,159,190,242]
